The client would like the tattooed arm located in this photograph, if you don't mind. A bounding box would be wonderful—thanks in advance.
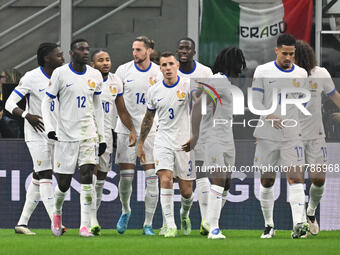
[137,109,156,162]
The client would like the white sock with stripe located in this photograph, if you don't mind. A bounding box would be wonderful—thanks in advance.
[39,178,54,221]
[160,188,176,229]
[206,184,224,230]
[18,178,40,226]
[144,169,159,226]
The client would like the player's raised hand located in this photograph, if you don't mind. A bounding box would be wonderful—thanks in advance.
[137,143,146,163]
[266,114,284,129]
[47,131,58,141]
[26,113,45,132]
[128,130,136,147]
[98,142,107,156]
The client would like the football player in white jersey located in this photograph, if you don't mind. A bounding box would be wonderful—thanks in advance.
[158,37,213,236]
[5,43,64,235]
[189,47,247,239]
[138,52,195,238]
[42,39,106,237]
[115,36,160,235]
[294,40,340,235]
[90,50,136,235]
[252,34,309,239]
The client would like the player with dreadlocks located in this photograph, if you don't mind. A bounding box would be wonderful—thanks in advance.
[6,42,64,235]
[294,40,340,235]
[186,46,246,239]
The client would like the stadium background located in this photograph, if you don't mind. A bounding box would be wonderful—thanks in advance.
[0,0,340,231]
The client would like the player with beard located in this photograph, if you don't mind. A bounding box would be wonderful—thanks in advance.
[115,36,161,235]
[90,49,136,235]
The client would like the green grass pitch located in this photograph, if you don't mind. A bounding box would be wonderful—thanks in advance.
[1,229,340,255]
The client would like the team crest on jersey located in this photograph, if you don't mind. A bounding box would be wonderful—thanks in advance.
[155,160,159,165]
[309,81,318,89]
[149,77,156,85]
[254,156,258,162]
[110,86,117,96]
[211,157,216,163]
[57,162,61,167]
[88,80,96,90]
[293,79,300,88]
[176,90,186,101]
[37,160,41,166]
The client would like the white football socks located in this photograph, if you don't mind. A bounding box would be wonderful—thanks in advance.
[260,185,274,227]
[195,177,210,221]
[80,184,93,229]
[289,183,306,226]
[160,188,176,229]
[118,169,134,214]
[54,185,67,215]
[206,184,224,230]
[39,178,54,221]
[180,193,194,218]
[144,169,159,226]
[17,178,40,226]
[307,184,324,216]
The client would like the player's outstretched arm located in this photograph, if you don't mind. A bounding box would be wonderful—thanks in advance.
[137,110,155,163]
[6,89,45,133]
[115,96,136,147]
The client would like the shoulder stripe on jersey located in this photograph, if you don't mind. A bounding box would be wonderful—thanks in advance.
[94,91,102,95]
[147,107,156,111]
[46,92,56,99]
[117,92,124,97]
[252,87,264,93]
[134,61,152,72]
[14,89,24,98]
[274,61,295,73]
[327,88,336,96]
[179,60,196,74]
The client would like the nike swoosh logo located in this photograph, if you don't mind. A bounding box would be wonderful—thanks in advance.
[157,98,164,102]
[39,88,45,92]
[66,83,73,87]
[126,80,134,82]
[268,80,276,84]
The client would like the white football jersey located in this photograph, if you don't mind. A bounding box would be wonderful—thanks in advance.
[115,61,161,135]
[10,66,57,142]
[147,76,190,150]
[178,60,213,78]
[101,72,123,132]
[204,73,234,145]
[177,61,213,145]
[300,66,336,140]
[252,61,308,141]
[45,63,103,141]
